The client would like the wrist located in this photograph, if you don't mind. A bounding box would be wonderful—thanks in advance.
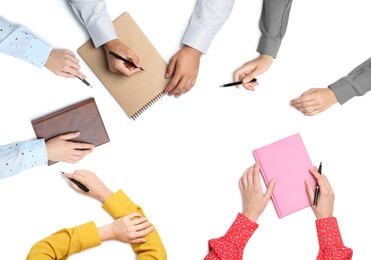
[103,39,119,51]
[183,45,203,58]
[260,54,273,62]
[242,211,259,222]
[98,189,113,203]
[97,223,114,242]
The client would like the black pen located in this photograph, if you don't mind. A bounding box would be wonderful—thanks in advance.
[77,76,93,89]
[107,50,145,71]
[219,78,257,88]
[313,162,322,208]
[60,171,90,192]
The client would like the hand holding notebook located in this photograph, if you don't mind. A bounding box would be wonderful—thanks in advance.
[253,133,316,218]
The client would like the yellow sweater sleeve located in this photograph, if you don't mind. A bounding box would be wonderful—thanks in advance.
[26,221,101,260]
[102,190,167,260]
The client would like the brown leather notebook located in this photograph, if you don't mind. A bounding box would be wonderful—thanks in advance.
[77,12,169,120]
[31,97,110,165]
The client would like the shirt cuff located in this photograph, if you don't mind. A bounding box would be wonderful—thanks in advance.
[24,36,52,68]
[102,189,137,219]
[208,213,259,251]
[86,18,117,48]
[181,23,215,54]
[329,76,359,105]
[76,221,102,249]
[257,36,280,58]
[316,217,343,247]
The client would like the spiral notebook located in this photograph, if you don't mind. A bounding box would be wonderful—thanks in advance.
[31,97,110,165]
[253,133,316,218]
[77,12,169,120]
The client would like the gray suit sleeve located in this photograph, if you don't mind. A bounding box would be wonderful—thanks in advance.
[257,0,293,58]
[328,57,371,105]
[181,0,235,54]
[67,0,117,47]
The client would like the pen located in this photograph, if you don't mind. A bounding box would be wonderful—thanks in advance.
[219,78,257,88]
[76,76,93,89]
[107,50,145,71]
[313,162,322,208]
[60,171,90,192]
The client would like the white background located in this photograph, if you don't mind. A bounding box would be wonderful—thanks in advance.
[1,0,370,259]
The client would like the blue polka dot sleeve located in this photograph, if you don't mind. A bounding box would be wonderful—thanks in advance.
[0,139,48,179]
[0,16,52,68]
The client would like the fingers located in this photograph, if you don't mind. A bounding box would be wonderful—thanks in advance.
[309,167,332,192]
[129,238,146,243]
[137,225,154,237]
[252,162,262,189]
[126,212,143,220]
[164,71,180,95]
[59,132,80,140]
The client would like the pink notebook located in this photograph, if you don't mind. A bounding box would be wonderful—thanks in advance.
[253,133,316,218]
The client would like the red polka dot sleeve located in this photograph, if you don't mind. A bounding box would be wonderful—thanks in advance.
[316,217,353,260]
[204,213,258,260]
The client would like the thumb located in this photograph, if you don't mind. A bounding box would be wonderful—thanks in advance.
[265,179,276,199]
[165,58,176,78]
[305,179,315,203]
[59,132,80,140]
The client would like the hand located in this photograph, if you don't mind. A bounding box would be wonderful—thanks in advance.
[239,162,276,222]
[44,49,86,79]
[164,45,202,98]
[290,88,338,116]
[305,167,334,220]
[233,54,273,91]
[103,39,141,76]
[98,212,154,243]
[45,132,94,163]
[62,170,113,202]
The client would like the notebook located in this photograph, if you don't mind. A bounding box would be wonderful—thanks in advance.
[31,97,110,165]
[77,12,169,120]
[252,133,316,218]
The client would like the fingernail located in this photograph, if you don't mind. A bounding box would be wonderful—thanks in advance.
[165,73,170,78]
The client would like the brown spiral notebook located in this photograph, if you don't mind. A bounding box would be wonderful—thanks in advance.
[31,97,110,165]
[77,12,169,120]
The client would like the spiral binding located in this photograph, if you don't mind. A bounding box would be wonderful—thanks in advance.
[131,91,166,120]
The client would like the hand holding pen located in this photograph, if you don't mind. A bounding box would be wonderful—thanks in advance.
[305,166,335,220]
[62,170,113,202]
[103,39,143,76]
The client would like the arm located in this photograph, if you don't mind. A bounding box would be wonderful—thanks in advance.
[0,139,47,179]
[63,170,167,260]
[205,163,275,259]
[316,217,353,260]
[182,0,235,55]
[27,222,101,260]
[290,57,371,116]
[257,0,293,58]
[67,0,116,48]
[204,213,258,260]
[234,0,293,90]
[102,190,167,260]
[0,16,51,68]
[164,0,235,97]
[329,57,371,105]
[305,168,353,259]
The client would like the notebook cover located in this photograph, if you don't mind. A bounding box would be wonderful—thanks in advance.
[77,12,169,120]
[31,97,110,165]
[252,133,316,218]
